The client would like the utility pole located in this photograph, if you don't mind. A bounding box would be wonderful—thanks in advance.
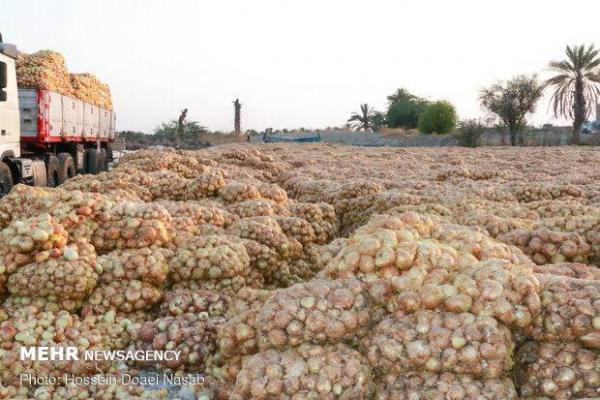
[233,99,241,136]
[177,108,188,148]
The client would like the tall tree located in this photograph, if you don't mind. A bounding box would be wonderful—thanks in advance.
[177,108,188,148]
[546,44,600,145]
[348,103,378,131]
[479,75,545,146]
[385,88,429,129]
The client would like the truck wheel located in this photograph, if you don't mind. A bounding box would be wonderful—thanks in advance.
[46,155,60,188]
[58,153,76,183]
[99,148,109,172]
[85,149,101,175]
[0,162,13,196]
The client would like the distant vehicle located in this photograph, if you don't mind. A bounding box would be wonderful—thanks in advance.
[262,131,321,143]
[0,33,115,196]
[581,121,600,134]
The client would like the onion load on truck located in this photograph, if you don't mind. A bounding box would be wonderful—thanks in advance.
[0,33,115,196]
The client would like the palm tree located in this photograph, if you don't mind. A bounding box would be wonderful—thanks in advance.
[546,44,600,145]
[348,103,377,131]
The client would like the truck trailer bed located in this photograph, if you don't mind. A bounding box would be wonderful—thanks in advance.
[18,89,115,144]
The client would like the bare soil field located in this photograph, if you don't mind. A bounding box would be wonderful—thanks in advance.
[1,144,600,399]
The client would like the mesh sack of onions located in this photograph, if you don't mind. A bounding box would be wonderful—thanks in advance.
[227,199,278,218]
[0,213,68,270]
[252,278,376,351]
[168,234,251,283]
[515,340,600,399]
[526,200,598,219]
[159,288,229,318]
[236,237,295,286]
[457,210,533,239]
[533,262,600,281]
[226,216,302,258]
[131,313,225,372]
[499,228,591,265]
[1,295,83,315]
[0,309,113,385]
[158,201,233,227]
[183,171,227,200]
[275,216,318,246]
[7,242,98,301]
[360,310,513,379]
[98,246,168,286]
[289,201,338,244]
[92,202,173,252]
[525,274,600,347]
[61,177,151,202]
[365,256,540,330]
[83,309,141,350]
[170,271,263,298]
[372,371,517,400]
[218,181,262,204]
[534,215,600,261]
[257,183,288,204]
[82,279,163,315]
[230,343,373,400]
[148,177,190,201]
[15,50,74,96]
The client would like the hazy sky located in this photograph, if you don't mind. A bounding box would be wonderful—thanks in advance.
[1,0,599,132]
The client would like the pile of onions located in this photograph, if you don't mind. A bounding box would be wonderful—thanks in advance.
[512,184,584,203]
[526,200,598,219]
[515,341,600,399]
[158,201,234,227]
[436,166,510,182]
[7,242,98,302]
[499,228,591,265]
[82,279,162,314]
[92,202,173,252]
[360,310,514,379]
[373,371,517,400]
[526,274,600,347]
[230,343,372,400]
[98,246,168,286]
[458,210,532,238]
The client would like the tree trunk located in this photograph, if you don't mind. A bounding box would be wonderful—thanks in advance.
[234,99,241,136]
[572,78,585,145]
[509,128,517,146]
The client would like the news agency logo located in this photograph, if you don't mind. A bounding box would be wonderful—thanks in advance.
[20,347,182,362]
[20,346,79,361]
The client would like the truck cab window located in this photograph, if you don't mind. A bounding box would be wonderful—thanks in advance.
[0,61,6,102]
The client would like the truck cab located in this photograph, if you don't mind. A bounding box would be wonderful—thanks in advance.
[0,37,20,193]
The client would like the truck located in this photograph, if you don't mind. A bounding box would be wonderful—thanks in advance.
[0,33,115,196]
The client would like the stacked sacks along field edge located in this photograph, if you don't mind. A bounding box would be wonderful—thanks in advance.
[0,144,599,399]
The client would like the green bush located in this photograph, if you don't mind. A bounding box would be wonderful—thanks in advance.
[386,98,428,129]
[417,101,457,134]
[457,119,485,147]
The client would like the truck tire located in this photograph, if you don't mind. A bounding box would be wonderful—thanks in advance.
[58,153,76,183]
[99,148,109,172]
[0,162,13,197]
[46,155,60,188]
[85,149,101,175]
